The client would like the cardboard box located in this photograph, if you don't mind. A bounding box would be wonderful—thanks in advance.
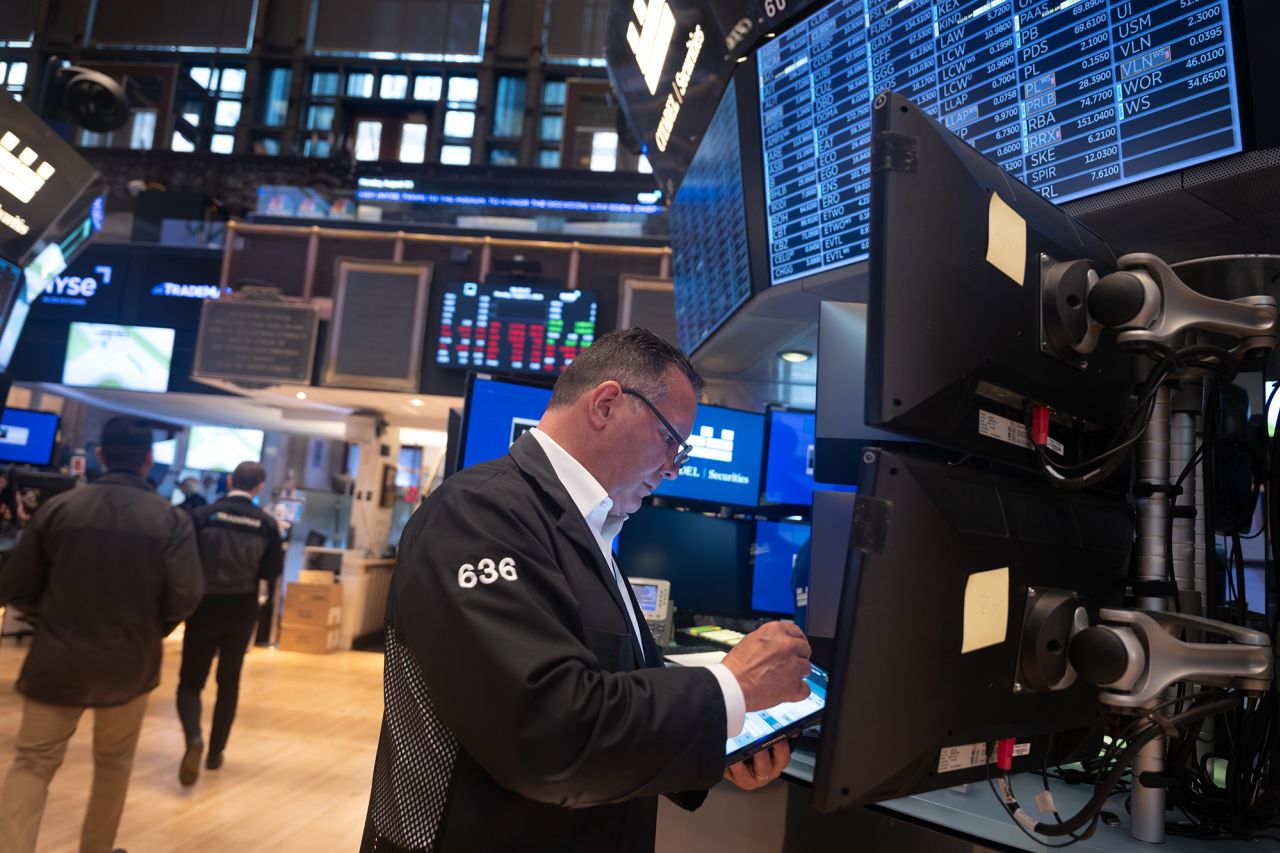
[286,581,342,606]
[282,599,341,628]
[299,569,337,585]
[278,623,339,654]
[283,581,342,628]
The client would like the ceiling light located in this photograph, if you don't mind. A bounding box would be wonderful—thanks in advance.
[736,55,748,63]
[779,350,812,363]
[410,398,424,407]
[295,391,307,399]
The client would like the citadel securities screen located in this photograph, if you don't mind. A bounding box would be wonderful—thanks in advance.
[759,0,1242,285]
[654,403,765,507]
[459,376,553,471]
[434,281,599,376]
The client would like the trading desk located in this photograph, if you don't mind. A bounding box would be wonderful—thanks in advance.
[781,750,1270,852]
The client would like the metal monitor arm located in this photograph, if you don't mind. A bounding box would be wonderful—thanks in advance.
[1069,608,1273,708]
[1043,252,1278,360]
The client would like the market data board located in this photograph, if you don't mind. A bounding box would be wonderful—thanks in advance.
[759,0,1241,286]
[434,280,599,376]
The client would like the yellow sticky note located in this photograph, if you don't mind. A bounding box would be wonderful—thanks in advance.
[961,567,1009,654]
[986,192,1026,287]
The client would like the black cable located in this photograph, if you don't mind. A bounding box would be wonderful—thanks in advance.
[1032,694,1240,837]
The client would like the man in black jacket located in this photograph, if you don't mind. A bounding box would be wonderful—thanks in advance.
[177,460,283,785]
[362,329,813,853]
[0,416,204,853]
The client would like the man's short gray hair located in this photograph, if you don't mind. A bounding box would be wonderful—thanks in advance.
[546,328,704,409]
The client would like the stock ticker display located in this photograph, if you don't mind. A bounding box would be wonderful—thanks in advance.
[759,0,1241,285]
[670,78,754,354]
[434,281,599,376]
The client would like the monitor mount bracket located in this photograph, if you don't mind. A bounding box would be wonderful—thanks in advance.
[1041,252,1279,365]
[1016,592,1273,705]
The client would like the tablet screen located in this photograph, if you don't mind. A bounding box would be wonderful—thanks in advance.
[725,663,827,764]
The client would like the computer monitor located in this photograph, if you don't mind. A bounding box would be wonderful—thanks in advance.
[616,505,752,619]
[811,449,1133,811]
[0,408,59,466]
[864,91,1133,470]
[652,403,764,508]
[762,408,858,506]
[433,280,600,377]
[456,373,553,472]
[805,489,859,668]
[750,519,810,616]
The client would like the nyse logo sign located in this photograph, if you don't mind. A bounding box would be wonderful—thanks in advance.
[41,265,113,306]
[627,0,677,96]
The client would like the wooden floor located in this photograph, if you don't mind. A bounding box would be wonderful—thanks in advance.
[0,632,384,852]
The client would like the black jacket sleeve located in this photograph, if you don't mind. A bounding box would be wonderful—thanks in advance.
[258,521,284,585]
[394,485,726,809]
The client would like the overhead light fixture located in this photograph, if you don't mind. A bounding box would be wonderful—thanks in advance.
[410,398,424,407]
[766,32,776,38]
[295,390,307,399]
[736,55,749,63]
[779,350,812,363]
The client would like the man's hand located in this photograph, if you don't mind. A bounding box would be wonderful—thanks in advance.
[722,621,812,711]
[724,740,791,791]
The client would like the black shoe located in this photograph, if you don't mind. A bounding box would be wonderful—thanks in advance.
[206,751,223,771]
[179,737,203,786]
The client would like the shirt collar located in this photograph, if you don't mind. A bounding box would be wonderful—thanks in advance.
[528,428,613,529]
[226,490,255,500]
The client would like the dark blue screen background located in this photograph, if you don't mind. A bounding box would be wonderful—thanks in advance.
[751,519,811,615]
[460,377,553,470]
[0,408,59,466]
[763,410,858,505]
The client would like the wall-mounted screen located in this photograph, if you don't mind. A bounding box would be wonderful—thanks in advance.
[185,426,265,473]
[758,0,1243,286]
[752,519,811,616]
[670,78,754,354]
[0,407,59,466]
[763,409,859,506]
[152,437,177,466]
[434,281,598,376]
[62,322,175,392]
[654,403,765,507]
[457,374,554,472]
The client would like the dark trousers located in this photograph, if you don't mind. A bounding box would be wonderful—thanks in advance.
[176,593,259,755]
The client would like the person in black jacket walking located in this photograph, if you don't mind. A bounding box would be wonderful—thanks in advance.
[176,461,283,786]
[0,416,204,853]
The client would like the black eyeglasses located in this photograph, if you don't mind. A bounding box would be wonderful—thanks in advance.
[621,386,693,467]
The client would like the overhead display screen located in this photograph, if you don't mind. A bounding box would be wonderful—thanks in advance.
[435,281,598,376]
[654,403,764,507]
[759,0,1242,286]
[62,322,175,393]
[671,78,753,354]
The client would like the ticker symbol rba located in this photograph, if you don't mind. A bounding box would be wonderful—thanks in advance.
[626,0,677,96]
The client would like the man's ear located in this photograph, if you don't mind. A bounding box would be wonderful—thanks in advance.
[585,380,623,430]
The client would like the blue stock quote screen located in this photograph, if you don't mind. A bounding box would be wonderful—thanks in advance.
[759,0,1241,286]
[460,377,553,471]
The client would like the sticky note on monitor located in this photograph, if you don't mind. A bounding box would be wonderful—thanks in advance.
[961,567,1009,654]
[985,193,1026,287]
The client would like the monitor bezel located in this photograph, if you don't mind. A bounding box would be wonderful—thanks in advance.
[0,406,61,468]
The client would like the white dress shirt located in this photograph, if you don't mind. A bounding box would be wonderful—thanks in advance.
[529,428,746,737]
